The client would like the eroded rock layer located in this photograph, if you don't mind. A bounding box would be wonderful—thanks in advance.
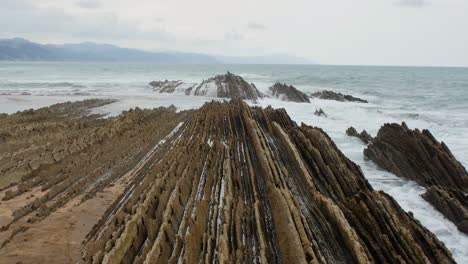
[82,100,454,264]
[310,90,368,103]
[364,123,468,234]
[149,80,195,94]
[0,100,191,259]
[346,126,373,144]
[149,72,265,101]
[268,83,310,103]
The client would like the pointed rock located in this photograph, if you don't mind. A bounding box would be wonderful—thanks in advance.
[314,108,327,117]
[268,82,310,103]
[346,126,373,144]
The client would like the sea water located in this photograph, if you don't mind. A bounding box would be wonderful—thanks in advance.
[0,62,467,261]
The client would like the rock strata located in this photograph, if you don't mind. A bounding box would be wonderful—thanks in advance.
[149,80,190,93]
[268,82,310,103]
[310,90,368,103]
[81,100,454,264]
[364,122,468,234]
[149,72,265,101]
[0,100,189,230]
[346,126,373,144]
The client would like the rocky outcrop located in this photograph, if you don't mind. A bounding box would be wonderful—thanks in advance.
[310,90,368,103]
[422,187,468,234]
[149,80,192,93]
[0,100,189,229]
[81,100,454,264]
[346,126,373,144]
[268,83,310,103]
[192,72,265,101]
[314,108,327,117]
[149,72,265,101]
[364,122,468,234]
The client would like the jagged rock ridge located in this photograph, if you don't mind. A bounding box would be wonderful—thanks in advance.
[346,126,373,144]
[149,72,265,101]
[82,100,454,264]
[268,82,310,103]
[0,100,191,262]
[310,90,368,103]
[364,122,468,234]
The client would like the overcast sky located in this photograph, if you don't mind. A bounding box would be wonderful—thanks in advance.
[1,0,467,66]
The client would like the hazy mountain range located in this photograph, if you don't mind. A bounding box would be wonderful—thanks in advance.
[0,38,312,64]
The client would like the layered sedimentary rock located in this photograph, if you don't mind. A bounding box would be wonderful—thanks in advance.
[149,80,196,94]
[346,126,373,144]
[0,100,191,262]
[268,83,310,103]
[82,100,454,264]
[364,123,468,234]
[422,187,468,234]
[310,90,368,103]
[149,72,265,101]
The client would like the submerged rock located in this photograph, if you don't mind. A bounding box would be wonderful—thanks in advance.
[82,100,454,263]
[314,108,327,117]
[310,90,368,103]
[364,122,468,234]
[346,126,373,144]
[268,82,310,103]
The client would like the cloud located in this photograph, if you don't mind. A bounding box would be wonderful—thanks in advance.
[0,0,173,42]
[77,0,101,9]
[395,0,428,7]
[247,22,267,30]
[224,30,245,41]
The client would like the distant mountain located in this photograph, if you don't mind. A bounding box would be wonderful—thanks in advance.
[217,54,313,65]
[0,38,216,63]
[0,38,312,64]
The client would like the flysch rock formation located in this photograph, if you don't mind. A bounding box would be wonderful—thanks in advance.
[364,122,468,234]
[268,82,310,103]
[81,100,454,264]
[0,100,191,263]
[310,90,368,103]
[148,80,196,94]
[346,126,374,144]
[149,72,265,102]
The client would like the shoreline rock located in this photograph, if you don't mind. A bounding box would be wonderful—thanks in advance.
[422,186,468,234]
[268,82,310,103]
[346,126,373,144]
[0,100,458,263]
[81,100,454,263]
[310,90,368,103]
[364,122,468,234]
[149,72,265,102]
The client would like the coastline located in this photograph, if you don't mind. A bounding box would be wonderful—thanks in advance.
[0,66,467,262]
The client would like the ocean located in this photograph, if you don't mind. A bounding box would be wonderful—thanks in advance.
[1,62,467,261]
